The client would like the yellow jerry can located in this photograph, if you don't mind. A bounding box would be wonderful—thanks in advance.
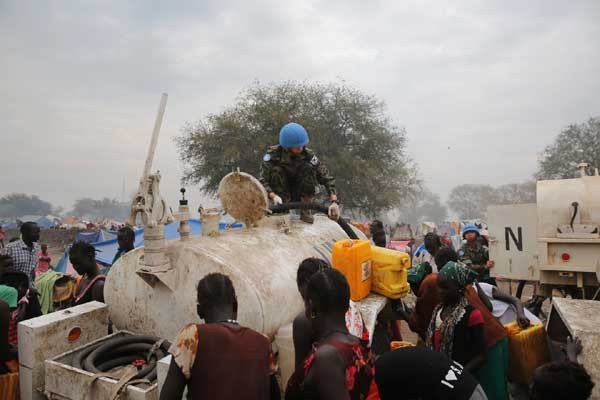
[332,240,373,301]
[505,321,550,384]
[371,246,410,299]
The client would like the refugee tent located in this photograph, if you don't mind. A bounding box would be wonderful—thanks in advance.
[17,215,42,224]
[55,219,242,271]
[36,216,57,229]
[61,216,79,226]
[0,221,18,229]
[75,230,116,244]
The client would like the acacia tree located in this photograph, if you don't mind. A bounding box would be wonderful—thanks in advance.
[494,181,536,204]
[71,198,129,220]
[448,182,536,220]
[177,81,419,216]
[448,184,498,220]
[394,187,447,225]
[536,117,600,180]
[0,194,52,218]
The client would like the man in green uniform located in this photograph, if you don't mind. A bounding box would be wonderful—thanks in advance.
[458,224,496,286]
[259,122,338,223]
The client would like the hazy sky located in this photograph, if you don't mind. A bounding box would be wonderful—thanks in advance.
[1,1,599,212]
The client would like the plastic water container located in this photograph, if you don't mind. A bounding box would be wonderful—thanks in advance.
[505,321,550,384]
[332,240,372,301]
[371,246,410,299]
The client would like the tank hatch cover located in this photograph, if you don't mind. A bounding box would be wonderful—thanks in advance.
[218,170,268,225]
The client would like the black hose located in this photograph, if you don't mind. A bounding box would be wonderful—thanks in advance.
[570,202,579,230]
[72,335,170,383]
[269,202,359,240]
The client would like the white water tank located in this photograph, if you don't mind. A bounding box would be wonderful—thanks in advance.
[105,215,364,340]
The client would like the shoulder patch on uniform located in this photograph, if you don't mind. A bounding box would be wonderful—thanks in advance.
[310,155,319,166]
[263,153,271,162]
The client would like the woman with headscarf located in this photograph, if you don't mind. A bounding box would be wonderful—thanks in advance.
[428,261,509,400]
[426,261,487,372]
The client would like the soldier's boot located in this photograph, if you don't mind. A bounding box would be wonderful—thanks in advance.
[300,196,314,224]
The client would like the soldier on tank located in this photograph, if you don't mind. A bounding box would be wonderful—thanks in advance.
[458,224,497,286]
[259,122,339,223]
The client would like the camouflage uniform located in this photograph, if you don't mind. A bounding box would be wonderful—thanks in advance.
[259,145,336,201]
[458,242,495,284]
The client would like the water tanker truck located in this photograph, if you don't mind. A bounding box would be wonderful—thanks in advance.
[488,163,600,299]
[488,163,600,398]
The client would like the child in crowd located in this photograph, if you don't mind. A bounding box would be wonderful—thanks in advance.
[37,244,52,275]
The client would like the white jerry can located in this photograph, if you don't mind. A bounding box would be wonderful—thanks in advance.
[487,203,540,281]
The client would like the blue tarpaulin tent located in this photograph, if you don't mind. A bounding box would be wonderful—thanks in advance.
[55,219,241,271]
[75,230,117,244]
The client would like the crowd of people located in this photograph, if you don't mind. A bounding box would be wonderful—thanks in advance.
[159,246,595,399]
[155,208,595,399]
[0,222,138,376]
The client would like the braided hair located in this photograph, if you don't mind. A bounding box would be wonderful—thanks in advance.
[306,268,350,315]
[297,258,330,288]
[197,273,237,310]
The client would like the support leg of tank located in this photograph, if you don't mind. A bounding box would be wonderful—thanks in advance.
[516,280,527,300]
[525,295,547,318]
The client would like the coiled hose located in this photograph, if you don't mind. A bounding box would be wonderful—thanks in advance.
[72,335,171,382]
[269,202,359,240]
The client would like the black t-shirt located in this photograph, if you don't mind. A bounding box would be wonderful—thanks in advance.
[375,346,479,400]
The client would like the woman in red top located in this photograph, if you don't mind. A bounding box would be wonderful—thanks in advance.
[161,273,277,400]
[285,268,376,400]
[426,261,487,371]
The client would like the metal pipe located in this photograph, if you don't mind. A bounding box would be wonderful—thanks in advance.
[269,202,359,240]
[142,93,168,182]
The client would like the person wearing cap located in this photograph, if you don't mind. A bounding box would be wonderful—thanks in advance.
[458,224,496,286]
[259,122,338,223]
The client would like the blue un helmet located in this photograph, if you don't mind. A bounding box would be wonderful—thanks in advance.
[462,224,480,239]
[279,123,309,148]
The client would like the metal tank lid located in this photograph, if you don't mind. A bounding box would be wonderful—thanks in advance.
[218,170,269,226]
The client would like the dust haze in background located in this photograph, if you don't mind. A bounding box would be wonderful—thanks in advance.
[1,1,599,214]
